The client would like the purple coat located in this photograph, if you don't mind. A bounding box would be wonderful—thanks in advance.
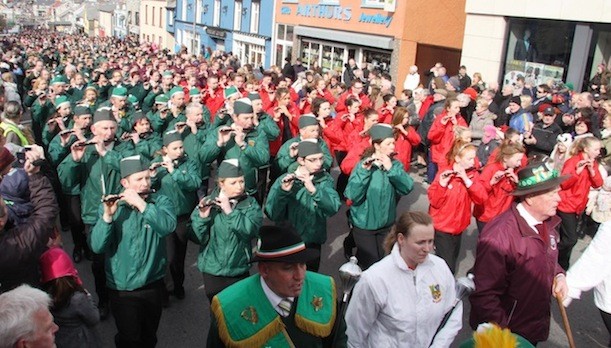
[469,203,564,344]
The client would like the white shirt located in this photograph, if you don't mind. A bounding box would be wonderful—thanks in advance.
[403,72,420,91]
[566,221,611,312]
[345,244,462,348]
[516,202,540,234]
[260,277,294,317]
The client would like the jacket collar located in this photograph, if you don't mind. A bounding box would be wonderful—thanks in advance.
[510,203,561,239]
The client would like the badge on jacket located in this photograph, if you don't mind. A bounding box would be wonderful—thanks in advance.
[429,284,442,303]
[550,235,557,250]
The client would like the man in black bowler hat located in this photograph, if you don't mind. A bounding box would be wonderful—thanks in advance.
[207,225,347,347]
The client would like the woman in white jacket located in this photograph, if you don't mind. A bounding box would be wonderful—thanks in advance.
[345,211,461,348]
[565,218,611,346]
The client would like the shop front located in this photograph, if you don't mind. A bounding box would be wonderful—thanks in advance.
[273,0,466,89]
[461,1,611,91]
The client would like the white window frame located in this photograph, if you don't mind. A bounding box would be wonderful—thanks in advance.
[168,10,174,26]
[361,0,385,9]
[195,0,201,24]
[250,1,259,34]
[181,0,187,20]
[213,0,220,27]
[233,1,242,31]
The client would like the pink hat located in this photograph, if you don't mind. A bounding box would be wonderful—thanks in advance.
[482,125,498,144]
[39,247,82,285]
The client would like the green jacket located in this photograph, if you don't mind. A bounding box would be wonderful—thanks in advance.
[190,190,262,276]
[150,155,200,216]
[275,136,333,175]
[132,133,163,161]
[345,159,414,230]
[183,126,211,180]
[265,171,340,244]
[148,110,172,134]
[256,112,281,142]
[203,128,270,195]
[68,86,86,106]
[90,194,176,291]
[30,98,54,128]
[57,141,135,224]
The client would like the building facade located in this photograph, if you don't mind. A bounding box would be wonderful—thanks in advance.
[169,0,273,68]
[127,0,141,37]
[140,0,175,50]
[274,0,466,87]
[461,0,611,91]
[98,8,112,37]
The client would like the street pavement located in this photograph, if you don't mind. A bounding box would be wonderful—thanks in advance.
[67,165,609,347]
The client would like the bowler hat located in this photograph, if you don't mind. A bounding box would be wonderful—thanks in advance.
[512,161,569,196]
[251,226,320,263]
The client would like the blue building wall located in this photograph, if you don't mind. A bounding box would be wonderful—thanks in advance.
[168,0,273,68]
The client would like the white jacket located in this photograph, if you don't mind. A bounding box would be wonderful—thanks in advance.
[566,221,611,313]
[345,244,462,348]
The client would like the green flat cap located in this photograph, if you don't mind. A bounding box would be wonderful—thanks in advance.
[74,105,92,116]
[120,155,150,178]
[163,130,183,146]
[93,107,115,124]
[218,159,243,178]
[247,92,261,101]
[189,88,201,96]
[111,86,128,98]
[131,110,148,128]
[369,123,394,141]
[224,86,240,99]
[54,95,71,109]
[298,139,322,158]
[298,114,319,129]
[233,98,253,115]
[169,86,185,98]
[155,94,169,105]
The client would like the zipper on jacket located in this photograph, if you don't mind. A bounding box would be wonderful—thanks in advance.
[506,300,518,326]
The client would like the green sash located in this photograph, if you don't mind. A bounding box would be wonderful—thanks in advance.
[211,272,336,348]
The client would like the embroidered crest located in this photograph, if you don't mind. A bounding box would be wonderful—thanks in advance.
[311,296,323,312]
[240,306,258,324]
[429,284,442,303]
[550,235,557,250]
[248,139,255,147]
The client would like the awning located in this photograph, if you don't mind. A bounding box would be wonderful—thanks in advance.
[294,26,394,50]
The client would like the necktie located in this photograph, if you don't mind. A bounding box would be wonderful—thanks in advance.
[535,223,549,249]
[278,298,292,316]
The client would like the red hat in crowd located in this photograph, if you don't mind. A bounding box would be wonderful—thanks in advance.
[0,147,15,174]
[40,247,83,285]
[463,87,478,102]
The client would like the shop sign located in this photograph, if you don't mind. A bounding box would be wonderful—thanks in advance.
[281,3,392,27]
[206,27,226,39]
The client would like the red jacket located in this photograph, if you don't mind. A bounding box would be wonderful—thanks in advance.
[316,88,336,105]
[394,128,421,171]
[335,91,372,113]
[418,95,434,120]
[340,135,370,174]
[203,87,225,120]
[558,153,604,214]
[265,102,300,156]
[377,106,394,124]
[428,164,487,234]
[473,161,517,222]
[470,204,563,343]
[427,112,467,164]
[324,113,362,153]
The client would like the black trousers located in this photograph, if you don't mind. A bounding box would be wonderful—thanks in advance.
[352,226,391,270]
[305,243,321,272]
[109,279,164,348]
[434,230,463,274]
[196,178,210,201]
[85,224,108,305]
[66,194,86,250]
[335,151,348,199]
[166,214,190,292]
[255,165,270,206]
[476,219,487,234]
[557,211,579,270]
[203,272,249,303]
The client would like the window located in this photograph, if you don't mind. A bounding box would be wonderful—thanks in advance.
[181,0,187,21]
[135,12,139,26]
[234,1,242,31]
[360,0,384,8]
[159,36,163,47]
[152,6,155,26]
[503,18,575,87]
[250,1,259,34]
[195,0,201,24]
[213,0,220,27]
[159,8,163,27]
[168,10,173,26]
[145,5,148,24]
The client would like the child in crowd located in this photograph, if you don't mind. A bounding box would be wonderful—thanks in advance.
[40,247,100,348]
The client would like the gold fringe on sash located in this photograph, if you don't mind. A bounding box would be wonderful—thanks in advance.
[294,280,337,338]
[211,296,285,348]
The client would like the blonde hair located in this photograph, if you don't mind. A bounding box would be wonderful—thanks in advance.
[569,135,601,156]
[520,95,532,110]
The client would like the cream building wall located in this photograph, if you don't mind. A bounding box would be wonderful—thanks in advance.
[461,0,611,86]
[140,0,175,51]
[98,10,113,37]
